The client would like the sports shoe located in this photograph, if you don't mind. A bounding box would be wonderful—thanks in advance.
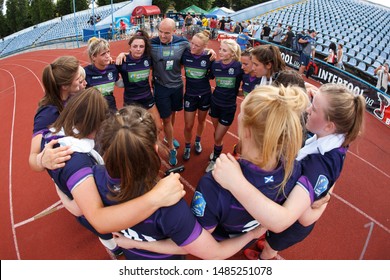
[183,147,191,161]
[244,248,277,260]
[194,141,202,154]
[110,246,124,257]
[164,137,180,149]
[256,239,265,251]
[256,233,266,250]
[232,144,238,155]
[205,159,216,172]
[169,149,178,166]
[244,248,260,260]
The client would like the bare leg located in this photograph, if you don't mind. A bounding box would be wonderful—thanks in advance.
[260,241,278,260]
[184,111,196,143]
[148,105,163,136]
[196,110,208,139]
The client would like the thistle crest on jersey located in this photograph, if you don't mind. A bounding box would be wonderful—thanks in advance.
[191,191,206,217]
[314,174,329,196]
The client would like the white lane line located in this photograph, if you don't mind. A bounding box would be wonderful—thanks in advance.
[332,193,390,234]
[348,150,390,179]
[0,68,20,259]
[14,201,64,228]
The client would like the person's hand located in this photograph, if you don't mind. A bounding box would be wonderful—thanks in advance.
[41,139,73,170]
[311,193,331,209]
[112,232,136,249]
[115,52,127,65]
[152,173,185,208]
[212,153,243,191]
[207,48,217,61]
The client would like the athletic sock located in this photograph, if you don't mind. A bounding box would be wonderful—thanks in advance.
[213,144,223,159]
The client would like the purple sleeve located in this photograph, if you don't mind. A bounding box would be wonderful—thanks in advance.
[33,105,60,135]
[159,199,203,246]
[191,173,221,230]
[61,153,95,193]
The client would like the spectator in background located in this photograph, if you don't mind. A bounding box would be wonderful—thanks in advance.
[218,16,227,31]
[282,25,294,48]
[374,62,390,92]
[225,16,232,32]
[272,23,283,44]
[325,42,337,66]
[184,13,193,35]
[336,43,345,70]
[298,29,317,75]
[209,17,218,39]
[202,16,209,30]
[178,15,184,32]
[252,21,262,40]
[107,24,113,41]
[246,21,254,37]
[233,22,242,34]
[119,19,127,39]
[236,29,250,51]
[261,22,271,41]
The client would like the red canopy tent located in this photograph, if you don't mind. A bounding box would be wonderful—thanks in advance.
[132,5,161,17]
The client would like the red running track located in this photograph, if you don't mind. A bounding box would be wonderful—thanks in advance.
[0,40,389,260]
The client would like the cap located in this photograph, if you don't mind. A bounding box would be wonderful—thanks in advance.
[243,28,249,33]
[309,29,316,34]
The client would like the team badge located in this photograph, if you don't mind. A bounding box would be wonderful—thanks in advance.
[107,72,113,80]
[191,191,206,217]
[144,60,150,67]
[201,60,207,67]
[228,68,234,75]
[264,176,274,184]
[314,174,329,197]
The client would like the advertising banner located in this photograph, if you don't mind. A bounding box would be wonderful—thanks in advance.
[250,39,390,128]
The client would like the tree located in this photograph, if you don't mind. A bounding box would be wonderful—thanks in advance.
[56,0,88,16]
[5,0,30,33]
[152,0,173,14]
[0,11,10,38]
[30,0,55,25]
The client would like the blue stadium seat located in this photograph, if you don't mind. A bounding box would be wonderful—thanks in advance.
[347,58,357,67]
[347,49,356,58]
[373,61,381,68]
[356,53,364,62]
[376,56,385,64]
[361,49,369,57]
[364,57,373,65]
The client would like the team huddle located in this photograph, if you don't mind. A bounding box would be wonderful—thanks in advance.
[28,18,365,260]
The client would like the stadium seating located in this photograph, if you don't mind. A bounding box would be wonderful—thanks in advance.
[0,1,130,56]
[248,0,390,81]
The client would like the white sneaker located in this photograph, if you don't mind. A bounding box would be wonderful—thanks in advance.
[205,160,216,172]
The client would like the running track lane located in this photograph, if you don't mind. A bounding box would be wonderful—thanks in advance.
[0,42,389,259]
